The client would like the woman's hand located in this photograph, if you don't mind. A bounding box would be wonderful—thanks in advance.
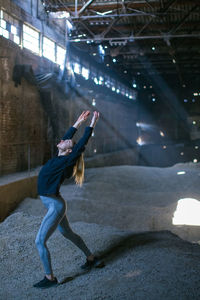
[90,111,100,128]
[73,111,90,128]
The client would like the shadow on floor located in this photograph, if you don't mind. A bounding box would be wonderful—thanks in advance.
[60,230,173,284]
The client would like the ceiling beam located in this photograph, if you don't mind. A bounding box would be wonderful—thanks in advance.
[69,33,200,42]
[53,0,200,11]
[73,22,200,34]
[78,0,96,16]
[136,0,178,36]
[100,17,121,38]
[78,20,96,37]
[168,5,199,35]
[71,12,159,20]
[144,0,154,9]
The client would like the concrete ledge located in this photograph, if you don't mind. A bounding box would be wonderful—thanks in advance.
[0,174,38,222]
[85,148,138,168]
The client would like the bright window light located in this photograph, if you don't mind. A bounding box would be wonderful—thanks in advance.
[43,36,55,62]
[94,77,99,85]
[2,29,9,39]
[3,29,9,39]
[105,81,110,88]
[137,136,145,146]
[74,62,81,74]
[56,45,66,68]
[11,25,17,35]
[99,76,104,82]
[98,45,105,55]
[0,19,6,29]
[82,67,89,80]
[66,19,73,30]
[177,171,186,175]
[23,24,40,54]
[50,11,70,19]
[160,131,164,137]
[173,198,200,226]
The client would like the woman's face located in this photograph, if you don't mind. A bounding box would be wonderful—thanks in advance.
[57,139,73,151]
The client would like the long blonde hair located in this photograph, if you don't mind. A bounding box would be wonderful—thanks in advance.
[72,153,85,186]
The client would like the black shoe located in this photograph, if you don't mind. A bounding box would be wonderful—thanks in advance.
[81,257,105,270]
[33,276,58,289]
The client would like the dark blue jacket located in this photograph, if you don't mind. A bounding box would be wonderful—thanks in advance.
[37,126,93,196]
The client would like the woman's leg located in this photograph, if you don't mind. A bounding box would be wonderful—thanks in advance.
[58,214,92,257]
[35,196,65,277]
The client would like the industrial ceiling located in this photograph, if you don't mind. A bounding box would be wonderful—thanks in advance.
[42,1,200,85]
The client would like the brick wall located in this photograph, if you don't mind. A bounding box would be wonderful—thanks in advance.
[0,39,47,175]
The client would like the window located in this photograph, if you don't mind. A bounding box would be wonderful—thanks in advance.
[94,77,99,85]
[56,45,66,69]
[99,74,104,85]
[105,75,111,88]
[82,66,89,80]
[111,79,116,91]
[0,10,20,44]
[73,62,81,74]
[43,36,55,62]
[23,24,39,54]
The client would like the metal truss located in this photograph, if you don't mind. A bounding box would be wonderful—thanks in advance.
[69,33,200,43]
[43,0,200,78]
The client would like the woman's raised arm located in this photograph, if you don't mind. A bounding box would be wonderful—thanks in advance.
[73,111,90,129]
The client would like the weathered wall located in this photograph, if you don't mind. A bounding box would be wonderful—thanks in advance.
[0,36,138,175]
[0,0,138,177]
[0,39,47,175]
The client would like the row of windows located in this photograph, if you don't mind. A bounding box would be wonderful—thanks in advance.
[0,9,66,68]
[72,62,135,99]
[0,9,135,100]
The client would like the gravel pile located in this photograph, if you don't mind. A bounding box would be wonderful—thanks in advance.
[1,163,200,299]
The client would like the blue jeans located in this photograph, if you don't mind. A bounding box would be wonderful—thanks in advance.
[35,194,91,275]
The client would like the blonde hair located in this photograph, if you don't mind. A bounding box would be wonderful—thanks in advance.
[73,153,85,186]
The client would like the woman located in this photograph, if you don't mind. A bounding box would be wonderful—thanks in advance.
[34,110,100,289]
